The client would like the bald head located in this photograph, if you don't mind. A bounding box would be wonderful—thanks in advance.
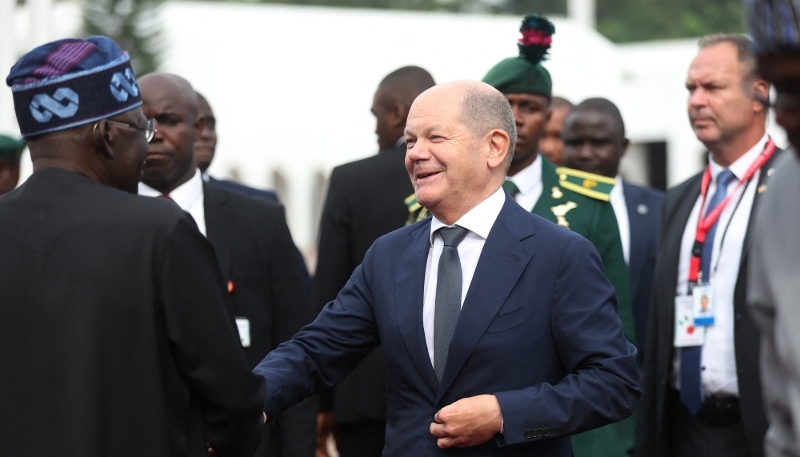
[139,72,202,194]
[567,97,625,137]
[405,80,513,225]
[372,66,436,150]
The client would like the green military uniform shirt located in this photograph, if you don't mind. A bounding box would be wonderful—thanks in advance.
[534,157,636,457]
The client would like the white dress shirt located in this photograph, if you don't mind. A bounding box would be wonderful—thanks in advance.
[671,134,768,397]
[610,176,630,266]
[504,155,543,211]
[423,186,505,366]
[139,169,207,237]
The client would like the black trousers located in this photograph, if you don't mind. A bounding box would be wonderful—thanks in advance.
[666,389,752,457]
[336,420,386,457]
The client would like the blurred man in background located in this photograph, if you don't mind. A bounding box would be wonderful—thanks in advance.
[561,97,663,362]
[539,96,572,165]
[0,134,24,195]
[194,91,279,202]
[637,33,783,457]
[313,65,435,457]
[746,1,800,455]
[0,36,265,457]
[138,72,315,457]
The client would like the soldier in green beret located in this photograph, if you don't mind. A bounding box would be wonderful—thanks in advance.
[482,14,637,457]
[0,134,25,196]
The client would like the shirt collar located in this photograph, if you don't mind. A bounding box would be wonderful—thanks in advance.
[611,174,625,199]
[428,186,505,246]
[505,154,542,195]
[708,133,769,181]
[138,168,204,211]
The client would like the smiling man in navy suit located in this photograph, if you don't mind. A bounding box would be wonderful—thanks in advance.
[254,80,640,456]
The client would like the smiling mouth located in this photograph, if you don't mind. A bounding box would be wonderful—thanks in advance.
[416,170,441,181]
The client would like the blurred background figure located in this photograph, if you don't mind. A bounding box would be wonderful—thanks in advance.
[0,134,24,195]
[0,36,266,457]
[138,72,315,457]
[483,15,636,457]
[194,91,279,202]
[561,97,663,363]
[312,65,435,457]
[746,1,800,456]
[539,96,573,165]
[637,33,783,457]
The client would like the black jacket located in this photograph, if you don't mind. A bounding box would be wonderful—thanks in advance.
[636,149,784,457]
[0,168,265,457]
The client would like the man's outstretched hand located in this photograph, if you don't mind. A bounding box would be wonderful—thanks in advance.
[429,394,503,448]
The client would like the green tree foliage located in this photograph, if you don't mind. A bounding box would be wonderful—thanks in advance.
[82,0,163,74]
[596,0,744,42]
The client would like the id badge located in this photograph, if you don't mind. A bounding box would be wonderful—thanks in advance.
[674,296,705,347]
[235,317,251,347]
[692,285,716,327]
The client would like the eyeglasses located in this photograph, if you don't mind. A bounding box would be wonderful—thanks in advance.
[106,118,158,142]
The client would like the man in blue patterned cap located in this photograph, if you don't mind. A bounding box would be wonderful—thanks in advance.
[0,36,266,457]
[482,15,637,457]
[0,134,25,195]
[745,1,800,456]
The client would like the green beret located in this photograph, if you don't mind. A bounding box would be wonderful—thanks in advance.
[0,135,25,161]
[483,14,554,99]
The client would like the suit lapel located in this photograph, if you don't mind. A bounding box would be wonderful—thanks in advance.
[624,183,644,292]
[203,184,233,277]
[435,197,536,403]
[395,220,439,393]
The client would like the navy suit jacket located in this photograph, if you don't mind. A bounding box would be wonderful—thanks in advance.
[255,193,641,456]
[622,182,664,353]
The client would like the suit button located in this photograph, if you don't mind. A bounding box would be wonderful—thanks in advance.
[524,430,532,439]
[736,314,742,320]
[544,428,550,437]
[534,428,542,437]
[660,380,667,387]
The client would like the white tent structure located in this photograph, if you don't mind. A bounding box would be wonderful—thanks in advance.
[2,1,787,256]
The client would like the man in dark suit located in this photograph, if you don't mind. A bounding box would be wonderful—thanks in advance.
[560,97,664,359]
[636,34,784,457]
[312,66,435,457]
[255,80,640,456]
[137,72,315,457]
[194,91,279,203]
[0,36,265,457]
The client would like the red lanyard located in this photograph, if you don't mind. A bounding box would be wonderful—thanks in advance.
[688,138,776,283]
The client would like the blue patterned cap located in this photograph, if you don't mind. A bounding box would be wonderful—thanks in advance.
[745,0,800,54]
[6,36,142,138]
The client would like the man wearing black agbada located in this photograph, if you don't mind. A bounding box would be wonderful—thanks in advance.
[0,36,266,457]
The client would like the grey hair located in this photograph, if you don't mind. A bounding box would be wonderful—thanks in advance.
[698,33,758,82]
[459,86,517,170]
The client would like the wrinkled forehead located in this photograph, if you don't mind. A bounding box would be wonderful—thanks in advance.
[407,90,463,129]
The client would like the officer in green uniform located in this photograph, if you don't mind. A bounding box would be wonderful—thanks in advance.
[0,135,25,196]
[482,15,636,457]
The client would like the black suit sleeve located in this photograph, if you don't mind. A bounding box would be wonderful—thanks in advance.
[264,205,316,457]
[312,167,356,314]
[161,215,266,457]
[266,204,312,345]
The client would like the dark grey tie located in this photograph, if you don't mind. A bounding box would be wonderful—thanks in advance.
[434,226,469,382]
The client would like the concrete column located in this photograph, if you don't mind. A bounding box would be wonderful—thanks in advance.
[568,0,596,30]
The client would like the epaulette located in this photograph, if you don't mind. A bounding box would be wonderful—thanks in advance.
[405,193,430,225]
[555,167,616,202]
